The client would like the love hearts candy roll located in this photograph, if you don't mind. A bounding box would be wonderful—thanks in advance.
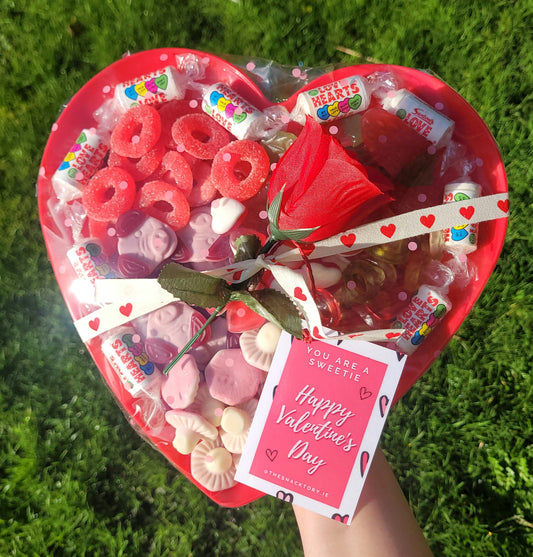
[290,74,371,125]
[202,82,289,140]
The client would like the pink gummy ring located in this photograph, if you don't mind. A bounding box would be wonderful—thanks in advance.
[110,105,162,158]
[107,139,166,181]
[159,151,194,196]
[171,113,230,159]
[211,140,270,201]
[135,180,190,231]
[81,166,136,221]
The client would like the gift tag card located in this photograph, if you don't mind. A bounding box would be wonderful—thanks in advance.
[235,332,406,524]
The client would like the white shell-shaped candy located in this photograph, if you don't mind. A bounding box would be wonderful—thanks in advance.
[239,322,282,371]
[165,410,218,454]
[186,383,226,427]
[210,197,246,234]
[220,398,258,454]
[190,438,237,492]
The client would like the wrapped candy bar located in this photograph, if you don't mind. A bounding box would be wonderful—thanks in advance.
[202,82,290,140]
[51,128,108,202]
[290,74,372,125]
[381,88,455,148]
[442,179,482,254]
[113,66,187,111]
[37,49,508,509]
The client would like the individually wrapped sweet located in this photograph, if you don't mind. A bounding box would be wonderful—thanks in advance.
[202,82,290,140]
[51,128,109,202]
[290,74,372,125]
[393,285,452,355]
[101,326,163,397]
[381,88,455,148]
[442,179,482,254]
[113,65,187,111]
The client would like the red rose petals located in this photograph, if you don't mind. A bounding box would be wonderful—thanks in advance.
[172,113,230,159]
[211,140,270,201]
[82,166,136,221]
[110,105,162,158]
[135,180,190,231]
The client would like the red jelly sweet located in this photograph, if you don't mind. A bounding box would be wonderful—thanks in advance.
[110,105,162,158]
[134,180,190,231]
[171,113,230,159]
[159,151,194,197]
[210,140,270,201]
[107,139,166,181]
[81,166,136,221]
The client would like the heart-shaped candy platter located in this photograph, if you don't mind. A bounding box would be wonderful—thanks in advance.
[38,48,508,506]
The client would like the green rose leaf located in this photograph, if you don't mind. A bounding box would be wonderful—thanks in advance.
[234,234,262,263]
[267,189,319,242]
[231,288,303,339]
[158,263,232,308]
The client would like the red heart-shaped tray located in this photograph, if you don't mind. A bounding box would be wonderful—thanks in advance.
[38,48,507,507]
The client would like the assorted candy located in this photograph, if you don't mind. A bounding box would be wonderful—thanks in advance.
[46,54,488,494]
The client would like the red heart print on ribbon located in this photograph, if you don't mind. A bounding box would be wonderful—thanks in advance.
[497,199,509,213]
[341,233,356,247]
[460,206,475,220]
[89,318,100,331]
[380,224,396,238]
[293,287,307,301]
[119,303,133,317]
[386,331,401,339]
[420,214,436,228]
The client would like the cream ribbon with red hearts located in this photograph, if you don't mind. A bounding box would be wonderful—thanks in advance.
[74,192,508,343]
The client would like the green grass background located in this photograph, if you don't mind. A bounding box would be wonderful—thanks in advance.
[1,0,532,555]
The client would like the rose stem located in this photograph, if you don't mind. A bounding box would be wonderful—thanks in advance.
[162,305,224,375]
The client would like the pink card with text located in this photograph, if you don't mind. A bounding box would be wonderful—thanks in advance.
[235,333,406,524]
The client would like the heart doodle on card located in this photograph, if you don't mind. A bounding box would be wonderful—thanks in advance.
[266,449,278,462]
[360,451,370,477]
[379,395,390,418]
[360,387,372,400]
[37,48,508,509]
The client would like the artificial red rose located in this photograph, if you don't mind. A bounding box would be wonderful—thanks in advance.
[268,116,389,242]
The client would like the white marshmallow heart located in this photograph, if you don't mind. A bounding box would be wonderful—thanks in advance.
[210,197,246,234]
